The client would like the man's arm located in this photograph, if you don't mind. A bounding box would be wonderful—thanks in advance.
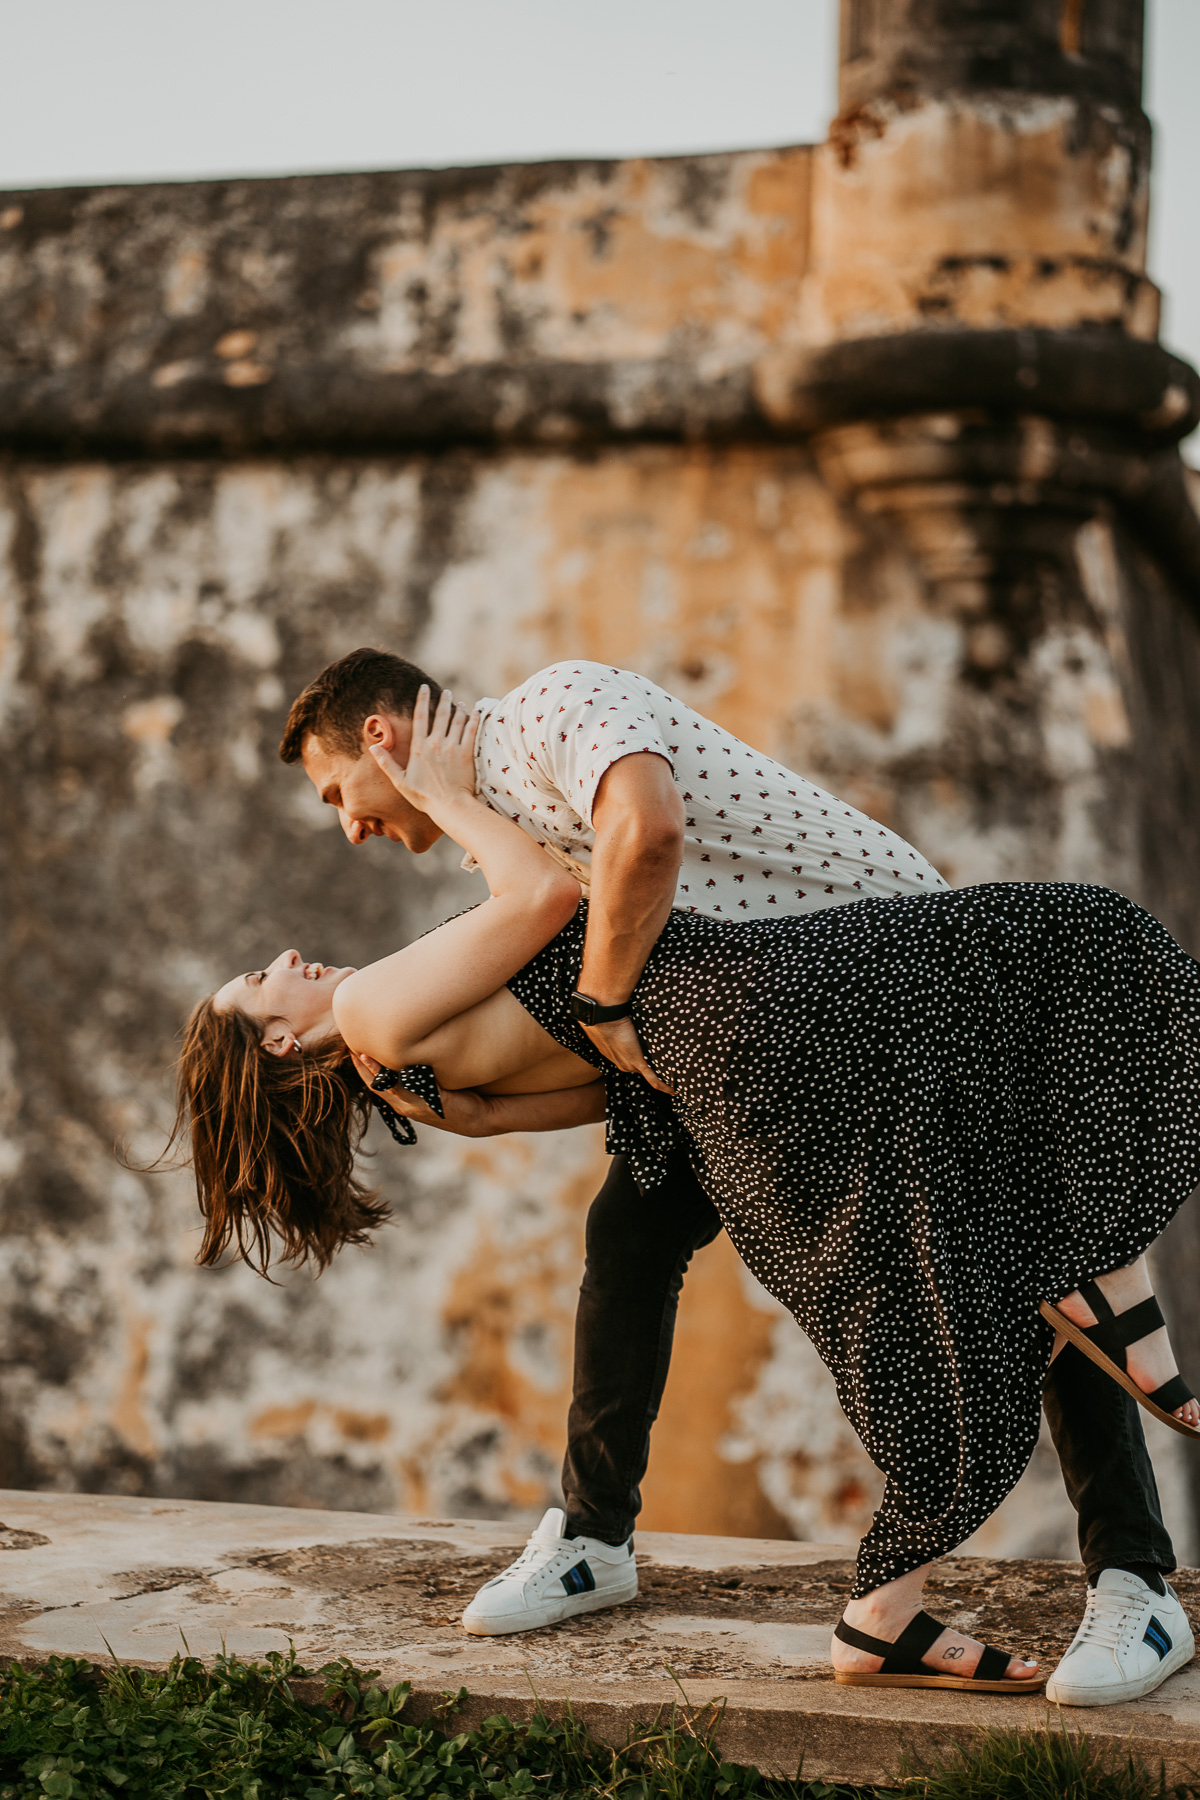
[352,1053,606,1137]
[576,753,683,1093]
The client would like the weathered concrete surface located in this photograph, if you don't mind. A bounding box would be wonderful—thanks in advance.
[812,0,1153,346]
[838,0,1146,114]
[804,92,1159,346]
[0,148,814,453]
[3,1493,1200,1788]
[0,447,882,1546]
[3,0,1200,1558]
[4,447,1196,1555]
[3,165,1197,593]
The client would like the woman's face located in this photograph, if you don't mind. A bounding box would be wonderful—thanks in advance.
[213,949,356,1055]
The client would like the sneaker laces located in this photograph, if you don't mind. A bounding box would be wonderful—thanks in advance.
[1074,1585,1144,1654]
[494,1533,576,1582]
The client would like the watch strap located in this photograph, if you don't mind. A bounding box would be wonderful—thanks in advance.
[569,990,632,1025]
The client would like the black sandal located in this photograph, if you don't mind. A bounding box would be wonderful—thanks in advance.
[1040,1282,1200,1440]
[834,1611,1042,1691]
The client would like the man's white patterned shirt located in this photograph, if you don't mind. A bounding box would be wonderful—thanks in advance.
[470,662,948,917]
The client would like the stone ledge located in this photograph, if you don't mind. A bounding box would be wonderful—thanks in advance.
[1,332,1196,458]
[0,358,767,457]
[1,1490,1198,1786]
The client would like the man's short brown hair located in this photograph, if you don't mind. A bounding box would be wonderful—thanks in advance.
[279,648,443,764]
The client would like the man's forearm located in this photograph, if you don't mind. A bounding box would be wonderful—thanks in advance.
[361,1054,605,1139]
[577,815,680,1002]
[458,1082,606,1136]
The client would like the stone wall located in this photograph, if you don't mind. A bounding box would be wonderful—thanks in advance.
[3,0,1200,1557]
[0,439,876,1540]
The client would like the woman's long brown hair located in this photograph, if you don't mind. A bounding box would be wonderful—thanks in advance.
[163,996,389,1275]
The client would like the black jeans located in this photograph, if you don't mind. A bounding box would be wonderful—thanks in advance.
[562,1150,1175,1583]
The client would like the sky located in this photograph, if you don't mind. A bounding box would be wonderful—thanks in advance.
[1,0,1196,429]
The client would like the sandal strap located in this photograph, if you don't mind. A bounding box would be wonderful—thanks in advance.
[1148,1373,1195,1414]
[1079,1279,1114,1320]
[835,1613,1017,1682]
[974,1644,1011,1681]
[835,1613,942,1675]
[1082,1294,1165,1366]
[1073,1286,1192,1418]
[890,1610,949,1665]
[834,1618,894,1659]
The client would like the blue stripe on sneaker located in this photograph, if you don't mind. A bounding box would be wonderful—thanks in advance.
[560,1560,596,1597]
[1144,1617,1172,1659]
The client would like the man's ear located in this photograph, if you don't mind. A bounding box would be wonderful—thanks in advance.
[362,712,396,752]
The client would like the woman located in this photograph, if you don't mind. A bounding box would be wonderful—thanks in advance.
[173,690,1200,1694]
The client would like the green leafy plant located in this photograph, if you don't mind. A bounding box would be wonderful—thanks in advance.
[2,1654,1194,1800]
[0,1651,862,1800]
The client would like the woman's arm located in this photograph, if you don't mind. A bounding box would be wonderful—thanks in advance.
[333,689,582,1068]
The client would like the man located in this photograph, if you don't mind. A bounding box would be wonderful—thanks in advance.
[280,647,1191,1707]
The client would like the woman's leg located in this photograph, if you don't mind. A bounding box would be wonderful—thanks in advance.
[830,1564,1040,1681]
[1053,1257,1200,1429]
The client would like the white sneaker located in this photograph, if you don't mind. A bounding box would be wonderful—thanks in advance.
[1045,1568,1194,1706]
[462,1507,637,1636]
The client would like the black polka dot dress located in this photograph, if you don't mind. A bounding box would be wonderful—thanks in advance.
[505,882,1200,1596]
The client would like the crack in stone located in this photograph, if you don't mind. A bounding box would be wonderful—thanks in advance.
[30,1558,287,1615]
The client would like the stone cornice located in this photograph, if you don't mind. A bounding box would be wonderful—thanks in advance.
[0,358,767,457]
[0,330,1196,457]
[762,329,1200,442]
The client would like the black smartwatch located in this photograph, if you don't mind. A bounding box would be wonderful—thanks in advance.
[569,991,633,1026]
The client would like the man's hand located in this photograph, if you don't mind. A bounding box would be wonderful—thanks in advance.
[579,1015,674,1095]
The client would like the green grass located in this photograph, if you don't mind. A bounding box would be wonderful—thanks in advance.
[0,1652,1197,1800]
[902,1726,1199,1800]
